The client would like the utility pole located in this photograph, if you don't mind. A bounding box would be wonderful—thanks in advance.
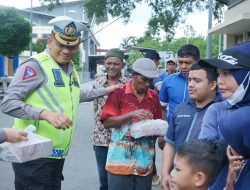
[207,0,213,58]
[218,34,222,56]
[29,0,33,56]
[83,29,89,76]
[184,25,190,44]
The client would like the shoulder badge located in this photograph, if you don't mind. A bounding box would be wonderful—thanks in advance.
[22,66,37,80]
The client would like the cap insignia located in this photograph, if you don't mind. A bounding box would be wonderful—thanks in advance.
[64,22,76,37]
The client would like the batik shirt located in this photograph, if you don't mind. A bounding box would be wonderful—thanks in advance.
[92,75,130,146]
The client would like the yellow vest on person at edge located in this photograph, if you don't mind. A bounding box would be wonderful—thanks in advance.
[14,52,80,159]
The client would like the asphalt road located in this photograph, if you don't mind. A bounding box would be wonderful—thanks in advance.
[0,81,162,190]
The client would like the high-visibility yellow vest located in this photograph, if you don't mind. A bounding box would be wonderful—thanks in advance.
[14,52,80,159]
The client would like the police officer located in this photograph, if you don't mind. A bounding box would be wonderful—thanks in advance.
[1,16,118,190]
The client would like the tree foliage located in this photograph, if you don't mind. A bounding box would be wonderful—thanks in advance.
[83,0,226,39]
[124,34,223,68]
[0,6,32,57]
[120,36,138,49]
[38,0,62,11]
[38,0,226,39]
[33,39,47,53]
[72,50,80,68]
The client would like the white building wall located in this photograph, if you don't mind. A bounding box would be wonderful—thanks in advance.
[32,26,52,42]
[224,0,250,20]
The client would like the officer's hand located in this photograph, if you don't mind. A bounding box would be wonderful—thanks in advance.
[106,84,123,93]
[3,128,28,143]
[40,110,73,130]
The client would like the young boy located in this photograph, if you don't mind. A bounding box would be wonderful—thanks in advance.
[170,139,226,190]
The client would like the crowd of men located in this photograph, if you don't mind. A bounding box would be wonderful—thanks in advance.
[1,15,250,190]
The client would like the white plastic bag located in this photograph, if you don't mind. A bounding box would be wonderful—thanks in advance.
[0,125,52,163]
[130,119,168,139]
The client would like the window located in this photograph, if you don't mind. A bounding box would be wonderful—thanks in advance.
[42,33,50,39]
[32,33,38,38]
[235,34,243,45]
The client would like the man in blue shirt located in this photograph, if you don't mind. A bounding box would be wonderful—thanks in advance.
[159,44,200,123]
[159,58,177,82]
[161,63,221,190]
[154,58,177,94]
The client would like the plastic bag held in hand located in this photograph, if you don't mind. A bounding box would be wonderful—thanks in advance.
[0,125,52,163]
[130,119,168,139]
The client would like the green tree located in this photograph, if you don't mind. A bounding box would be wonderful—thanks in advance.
[83,0,226,39]
[33,39,47,53]
[0,6,31,57]
[72,50,81,71]
[38,0,62,11]
[126,50,142,69]
[123,33,223,67]
[211,34,224,57]
[137,37,162,50]
[39,0,227,39]
[120,36,138,49]
[161,35,223,59]
[165,36,208,58]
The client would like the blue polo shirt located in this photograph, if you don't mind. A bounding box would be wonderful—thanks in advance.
[159,72,189,123]
[151,77,162,92]
[165,93,222,152]
[198,101,227,141]
[159,72,169,81]
[198,100,228,190]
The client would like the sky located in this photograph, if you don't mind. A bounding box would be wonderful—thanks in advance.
[0,0,210,49]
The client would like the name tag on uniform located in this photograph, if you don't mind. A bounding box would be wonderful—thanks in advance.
[177,114,191,118]
[52,69,65,87]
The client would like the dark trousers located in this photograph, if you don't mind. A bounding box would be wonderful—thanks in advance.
[108,172,153,190]
[152,155,157,176]
[152,138,157,176]
[93,145,109,190]
[12,158,65,190]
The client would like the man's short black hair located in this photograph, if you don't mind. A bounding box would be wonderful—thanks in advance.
[144,50,160,61]
[190,63,218,84]
[178,44,200,61]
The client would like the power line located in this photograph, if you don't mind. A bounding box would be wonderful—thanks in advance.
[81,14,124,42]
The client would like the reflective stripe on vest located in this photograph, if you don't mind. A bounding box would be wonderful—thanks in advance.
[37,85,64,113]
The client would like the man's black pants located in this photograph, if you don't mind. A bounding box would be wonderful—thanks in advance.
[12,158,65,190]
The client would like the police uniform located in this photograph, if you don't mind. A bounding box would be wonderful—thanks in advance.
[1,16,107,190]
